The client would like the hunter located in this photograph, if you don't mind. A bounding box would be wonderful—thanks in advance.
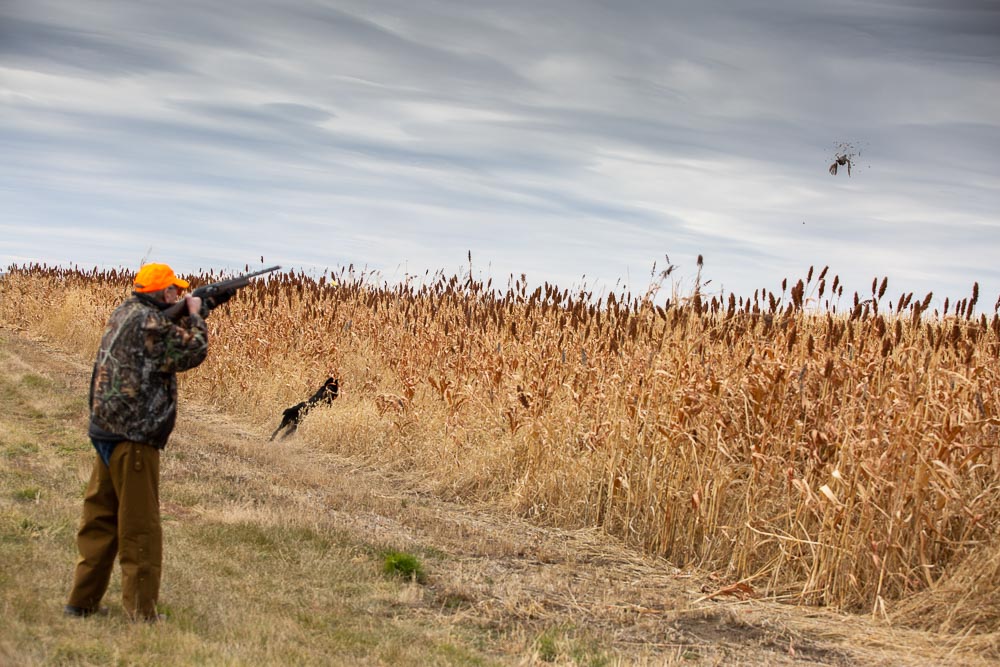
[65,263,207,622]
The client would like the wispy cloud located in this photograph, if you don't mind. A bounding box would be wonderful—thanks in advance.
[1,0,998,304]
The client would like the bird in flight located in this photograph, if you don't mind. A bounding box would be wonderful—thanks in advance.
[829,141,864,177]
[829,153,852,176]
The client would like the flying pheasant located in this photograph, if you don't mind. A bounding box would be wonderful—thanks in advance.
[829,154,852,176]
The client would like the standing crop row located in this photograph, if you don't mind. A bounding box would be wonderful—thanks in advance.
[2,262,997,613]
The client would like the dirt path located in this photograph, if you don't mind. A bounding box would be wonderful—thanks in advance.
[2,328,984,666]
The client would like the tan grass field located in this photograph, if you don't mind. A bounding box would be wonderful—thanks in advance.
[1,264,998,665]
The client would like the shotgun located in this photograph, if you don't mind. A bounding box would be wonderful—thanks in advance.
[163,265,280,320]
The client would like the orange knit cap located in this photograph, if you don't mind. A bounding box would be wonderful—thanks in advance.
[134,263,190,293]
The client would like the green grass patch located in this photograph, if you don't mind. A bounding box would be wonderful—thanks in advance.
[13,487,40,502]
[1,440,40,457]
[53,439,90,456]
[21,373,52,390]
[533,626,611,667]
[536,629,559,662]
[191,520,336,559]
[382,549,426,583]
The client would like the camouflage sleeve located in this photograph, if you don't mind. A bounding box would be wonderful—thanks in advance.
[142,311,210,373]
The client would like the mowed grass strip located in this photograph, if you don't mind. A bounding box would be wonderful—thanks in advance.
[0,335,498,666]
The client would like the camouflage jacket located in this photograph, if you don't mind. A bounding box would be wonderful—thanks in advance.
[88,293,209,448]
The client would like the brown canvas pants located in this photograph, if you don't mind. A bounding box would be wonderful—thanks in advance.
[67,442,162,620]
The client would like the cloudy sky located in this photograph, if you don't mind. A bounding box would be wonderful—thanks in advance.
[2,0,998,307]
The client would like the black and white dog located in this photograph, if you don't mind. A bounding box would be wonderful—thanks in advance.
[269,377,339,441]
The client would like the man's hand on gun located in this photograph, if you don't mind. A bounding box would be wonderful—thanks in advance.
[185,295,203,317]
